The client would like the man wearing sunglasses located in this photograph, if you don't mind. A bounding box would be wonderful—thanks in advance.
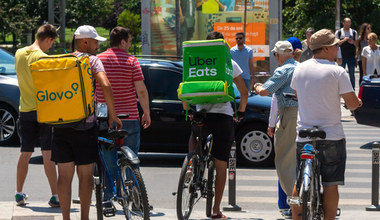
[230,32,255,90]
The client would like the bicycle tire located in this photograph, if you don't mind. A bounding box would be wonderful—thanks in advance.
[302,187,310,220]
[206,158,215,217]
[94,162,104,220]
[119,161,150,220]
[176,153,198,220]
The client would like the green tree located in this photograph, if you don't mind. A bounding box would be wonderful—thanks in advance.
[117,9,141,53]
[283,0,380,40]
[66,0,112,27]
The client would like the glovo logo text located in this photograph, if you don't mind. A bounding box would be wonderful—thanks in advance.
[37,83,79,102]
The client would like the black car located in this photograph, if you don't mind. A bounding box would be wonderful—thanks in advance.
[138,58,274,167]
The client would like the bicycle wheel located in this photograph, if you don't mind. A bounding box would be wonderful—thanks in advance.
[119,161,150,220]
[206,158,215,217]
[302,186,310,220]
[176,153,198,220]
[94,162,104,220]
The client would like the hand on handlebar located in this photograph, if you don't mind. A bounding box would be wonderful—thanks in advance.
[109,115,123,130]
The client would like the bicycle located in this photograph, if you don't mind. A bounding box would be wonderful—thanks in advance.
[288,127,326,220]
[93,114,150,220]
[176,110,215,220]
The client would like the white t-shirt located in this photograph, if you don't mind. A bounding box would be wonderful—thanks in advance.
[361,45,380,75]
[291,58,353,142]
[196,60,243,116]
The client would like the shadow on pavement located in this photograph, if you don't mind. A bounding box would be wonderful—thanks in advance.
[18,204,69,213]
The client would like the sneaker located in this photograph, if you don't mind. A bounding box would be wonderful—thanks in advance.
[211,212,227,219]
[281,208,292,219]
[48,196,60,208]
[15,193,28,206]
[102,200,116,217]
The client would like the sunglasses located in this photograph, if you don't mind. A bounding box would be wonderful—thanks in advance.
[236,37,243,40]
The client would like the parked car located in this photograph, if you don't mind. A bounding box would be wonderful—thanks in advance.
[138,58,274,167]
[354,75,380,127]
[0,48,20,145]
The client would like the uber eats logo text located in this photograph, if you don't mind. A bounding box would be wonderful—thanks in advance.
[37,83,79,102]
[188,56,217,77]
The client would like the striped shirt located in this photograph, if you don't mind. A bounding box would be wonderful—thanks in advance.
[96,48,144,120]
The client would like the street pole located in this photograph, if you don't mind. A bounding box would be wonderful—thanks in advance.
[223,141,242,211]
[335,0,340,30]
[366,142,380,211]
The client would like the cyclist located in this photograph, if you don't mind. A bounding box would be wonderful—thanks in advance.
[290,29,362,220]
[254,41,298,217]
[183,31,248,219]
[96,26,151,212]
[51,25,122,220]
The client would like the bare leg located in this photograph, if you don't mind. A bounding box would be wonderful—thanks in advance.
[41,150,58,195]
[291,185,301,220]
[323,185,339,220]
[77,163,94,220]
[57,162,75,220]
[16,152,33,192]
[212,158,227,214]
[188,132,197,153]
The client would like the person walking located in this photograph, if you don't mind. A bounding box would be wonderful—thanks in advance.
[51,25,122,220]
[361,32,380,77]
[230,32,255,90]
[14,23,59,207]
[96,26,151,211]
[357,23,372,84]
[300,27,314,62]
[290,29,361,220]
[335,17,358,89]
[254,41,298,207]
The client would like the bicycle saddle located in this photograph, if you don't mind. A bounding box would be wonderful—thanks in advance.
[105,129,128,140]
[299,127,326,139]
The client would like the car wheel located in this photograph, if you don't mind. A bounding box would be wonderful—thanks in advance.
[236,123,274,167]
[0,104,19,146]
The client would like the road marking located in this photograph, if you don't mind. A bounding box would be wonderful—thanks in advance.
[237,176,371,183]
[233,185,371,194]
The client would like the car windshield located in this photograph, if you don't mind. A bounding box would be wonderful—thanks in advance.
[0,49,16,75]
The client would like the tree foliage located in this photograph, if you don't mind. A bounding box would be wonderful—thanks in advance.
[283,0,380,40]
[66,0,112,27]
[102,0,141,31]
[117,9,141,46]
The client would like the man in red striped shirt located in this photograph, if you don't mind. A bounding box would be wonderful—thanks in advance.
[97,26,151,154]
[96,26,151,212]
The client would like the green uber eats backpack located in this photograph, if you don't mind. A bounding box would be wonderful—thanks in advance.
[177,39,235,108]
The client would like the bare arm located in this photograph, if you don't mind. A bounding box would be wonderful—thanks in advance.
[362,56,367,76]
[94,71,122,129]
[249,58,255,84]
[234,75,248,116]
[341,91,362,110]
[134,80,151,129]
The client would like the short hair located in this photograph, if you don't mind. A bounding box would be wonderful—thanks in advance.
[110,26,132,47]
[312,47,323,55]
[368,32,378,41]
[206,31,224,40]
[306,27,315,34]
[36,24,57,41]
[236,32,245,38]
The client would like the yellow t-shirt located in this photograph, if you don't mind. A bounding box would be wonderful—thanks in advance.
[15,47,47,112]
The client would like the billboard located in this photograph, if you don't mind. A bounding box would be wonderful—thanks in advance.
[147,0,270,72]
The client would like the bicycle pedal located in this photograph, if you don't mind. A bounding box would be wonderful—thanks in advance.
[103,208,116,217]
[287,196,301,206]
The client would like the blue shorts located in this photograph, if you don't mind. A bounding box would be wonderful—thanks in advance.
[19,111,52,152]
[296,139,346,186]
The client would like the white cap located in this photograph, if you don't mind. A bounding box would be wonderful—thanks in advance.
[74,25,106,42]
[271,41,293,54]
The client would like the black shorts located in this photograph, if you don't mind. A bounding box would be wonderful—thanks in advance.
[192,113,234,162]
[19,111,52,152]
[296,139,346,186]
[52,126,98,165]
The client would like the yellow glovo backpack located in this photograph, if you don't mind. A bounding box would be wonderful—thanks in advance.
[29,54,95,125]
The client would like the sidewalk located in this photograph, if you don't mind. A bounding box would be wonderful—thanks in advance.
[1,201,380,220]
